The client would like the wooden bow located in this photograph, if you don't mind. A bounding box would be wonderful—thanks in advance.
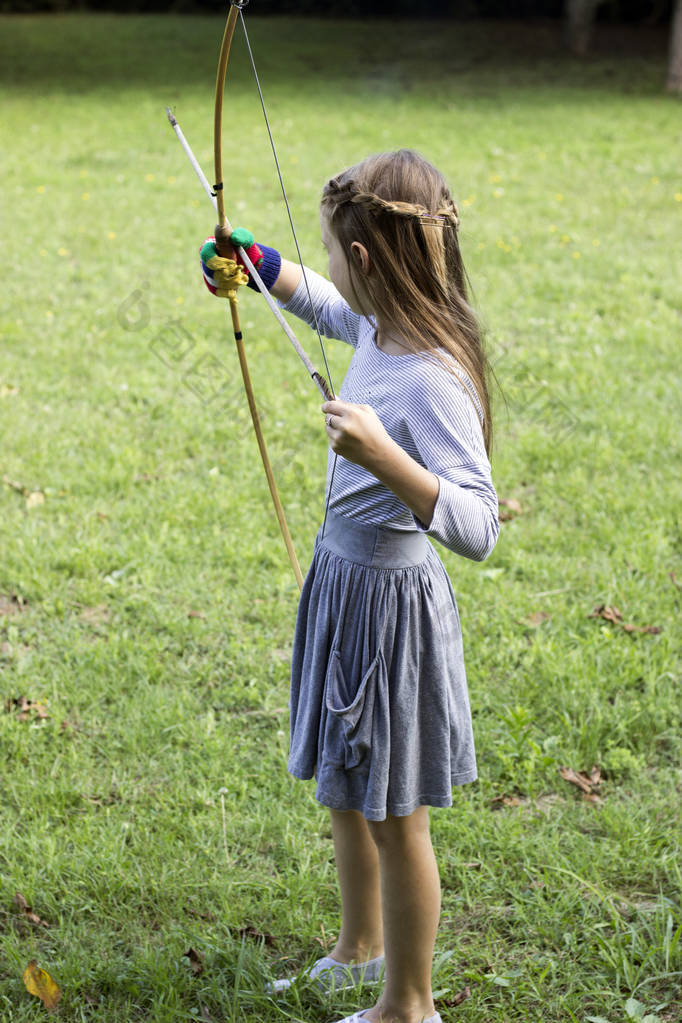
[168,1,336,587]
[212,1,304,589]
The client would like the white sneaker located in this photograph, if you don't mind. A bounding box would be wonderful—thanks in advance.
[266,954,385,995]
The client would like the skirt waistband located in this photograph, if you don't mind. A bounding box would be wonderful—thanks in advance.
[319,510,429,569]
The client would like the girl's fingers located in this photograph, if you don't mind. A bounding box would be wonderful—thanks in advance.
[321,399,348,417]
[322,400,349,434]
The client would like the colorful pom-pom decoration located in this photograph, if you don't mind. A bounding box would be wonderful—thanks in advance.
[199,236,249,298]
[200,238,220,295]
[231,227,264,271]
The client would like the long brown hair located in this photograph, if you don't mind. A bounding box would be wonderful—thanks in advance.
[321,149,493,455]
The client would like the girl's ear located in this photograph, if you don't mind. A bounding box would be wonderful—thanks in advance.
[350,241,371,276]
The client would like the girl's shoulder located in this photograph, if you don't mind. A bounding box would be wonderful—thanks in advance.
[417,352,484,425]
[360,334,484,426]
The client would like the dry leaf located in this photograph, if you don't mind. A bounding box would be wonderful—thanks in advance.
[499,498,523,521]
[23,960,62,1010]
[589,604,622,624]
[14,893,50,929]
[2,475,26,494]
[559,766,592,793]
[187,610,206,619]
[26,491,45,509]
[559,765,602,799]
[183,947,204,976]
[489,793,522,809]
[440,986,472,1007]
[669,571,680,591]
[184,906,217,923]
[6,696,50,722]
[0,593,27,616]
[526,611,550,627]
[588,604,662,636]
[236,925,277,947]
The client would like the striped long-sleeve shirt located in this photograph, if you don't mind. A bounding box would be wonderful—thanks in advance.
[283,270,499,562]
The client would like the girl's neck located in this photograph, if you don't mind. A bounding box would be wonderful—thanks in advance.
[374,320,411,355]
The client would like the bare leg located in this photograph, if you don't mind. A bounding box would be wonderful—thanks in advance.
[364,806,440,1023]
[329,809,385,964]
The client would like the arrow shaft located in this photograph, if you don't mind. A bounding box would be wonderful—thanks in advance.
[166,108,331,401]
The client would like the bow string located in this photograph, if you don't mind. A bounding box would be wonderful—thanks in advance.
[213,0,305,589]
[167,0,338,591]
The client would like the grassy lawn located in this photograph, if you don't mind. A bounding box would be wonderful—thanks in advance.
[0,12,680,1022]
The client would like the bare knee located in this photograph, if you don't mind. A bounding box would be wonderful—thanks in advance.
[367,806,431,850]
[330,807,373,840]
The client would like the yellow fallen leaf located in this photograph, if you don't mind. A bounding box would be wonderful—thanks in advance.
[26,491,45,509]
[23,960,62,1010]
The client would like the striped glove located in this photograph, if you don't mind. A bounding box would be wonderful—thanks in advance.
[200,228,282,297]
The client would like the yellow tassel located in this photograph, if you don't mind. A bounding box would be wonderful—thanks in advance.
[206,253,249,300]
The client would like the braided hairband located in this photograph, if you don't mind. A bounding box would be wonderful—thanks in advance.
[325,182,460,230]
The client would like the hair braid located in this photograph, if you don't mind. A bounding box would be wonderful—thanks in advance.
[320,150,493,454]
[325,180,460,230]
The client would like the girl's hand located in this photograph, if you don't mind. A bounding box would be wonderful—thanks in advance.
[200,237,249,298]
[323,398,440,526]
[322,399,394,471]
[200,231,282,296]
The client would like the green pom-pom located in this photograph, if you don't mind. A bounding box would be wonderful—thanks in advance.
[200,240,218,263]
[230,227,255,248]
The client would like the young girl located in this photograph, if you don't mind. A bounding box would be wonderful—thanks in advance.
[201,149,499,1023]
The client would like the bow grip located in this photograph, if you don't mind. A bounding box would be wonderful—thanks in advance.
[214,223,234,258]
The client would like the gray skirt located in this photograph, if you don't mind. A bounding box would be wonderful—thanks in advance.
[288,511,477,821]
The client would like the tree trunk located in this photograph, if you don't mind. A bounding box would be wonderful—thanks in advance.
[564,0,600,56]
[667,0,682,93]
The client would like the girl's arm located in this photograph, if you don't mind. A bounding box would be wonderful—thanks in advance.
[322,400,439,527]
[270,257,302,304]
[367,438,439,527]
[323,396,499,562]
[201,237,364,349]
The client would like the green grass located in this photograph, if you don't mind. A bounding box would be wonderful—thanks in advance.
[1,12,680,1023]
